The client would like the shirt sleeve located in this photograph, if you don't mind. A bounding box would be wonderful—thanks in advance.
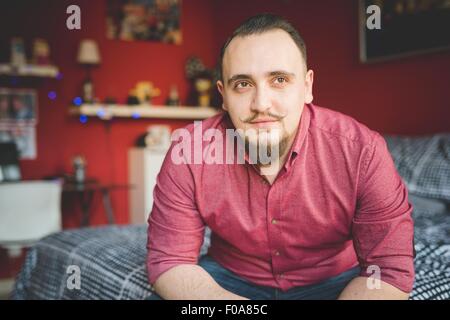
[352,132,415,293]
[146,143,206,285]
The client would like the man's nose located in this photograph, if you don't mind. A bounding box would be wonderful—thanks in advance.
[250,87,271,113]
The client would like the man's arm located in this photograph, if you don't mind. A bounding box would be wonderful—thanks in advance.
[350,133,415,298]
[338,277,410,300]
[147,138,248,300]
[153,264,248,300]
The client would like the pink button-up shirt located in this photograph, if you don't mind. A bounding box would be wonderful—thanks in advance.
[147,103,415,293]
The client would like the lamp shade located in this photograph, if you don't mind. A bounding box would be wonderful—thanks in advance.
[77,39,101,65]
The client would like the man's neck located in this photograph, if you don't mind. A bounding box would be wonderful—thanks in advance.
[258,127,299,184]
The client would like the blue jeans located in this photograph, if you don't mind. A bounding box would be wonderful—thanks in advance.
[148,255,360,300]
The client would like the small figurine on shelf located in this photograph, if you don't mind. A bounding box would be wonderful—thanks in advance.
[185,56,214,107]
[166,85,180,106]
[194,72,213,108]
[32,38,51,65]
[129,81,161,105]
[127,89,140,105]
[10,37,27,67]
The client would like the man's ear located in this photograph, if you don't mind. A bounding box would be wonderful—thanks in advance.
[304,69,314,104]
[216,80,227,111]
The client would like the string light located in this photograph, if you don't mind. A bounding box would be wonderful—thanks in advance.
[48,91,57,100]
[73,97,82,106]
[97,109,106,118]
[79,115,88,124]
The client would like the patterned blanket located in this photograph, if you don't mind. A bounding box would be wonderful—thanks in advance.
[10,223,450,300]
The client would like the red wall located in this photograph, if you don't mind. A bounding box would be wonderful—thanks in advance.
[1,0,449,228]
[212,0,450,135]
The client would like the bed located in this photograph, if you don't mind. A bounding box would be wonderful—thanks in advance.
[10,134,450,300]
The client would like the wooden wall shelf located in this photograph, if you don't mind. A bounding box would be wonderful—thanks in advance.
[69,104,220,120]
[0,64,59,78]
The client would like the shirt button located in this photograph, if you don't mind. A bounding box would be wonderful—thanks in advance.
[271,218,278,225]
[277,273,284,279]
[274,251,280,256]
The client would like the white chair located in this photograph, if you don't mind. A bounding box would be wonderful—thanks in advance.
[0,180,62,257]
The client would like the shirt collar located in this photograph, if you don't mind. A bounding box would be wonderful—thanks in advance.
[287,103,311,165]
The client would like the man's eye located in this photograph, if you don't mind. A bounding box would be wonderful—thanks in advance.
[235,82,250,89]
[274,77,286,84]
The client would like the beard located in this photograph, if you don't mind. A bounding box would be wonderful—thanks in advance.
[244,129,290,167]
[228,110,293,167]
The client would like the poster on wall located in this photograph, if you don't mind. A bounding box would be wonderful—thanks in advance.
[0,88,38,124]
[106,0,182,44]
[0,88,38,160]
[359,0,450,62]
[0,124,37,160]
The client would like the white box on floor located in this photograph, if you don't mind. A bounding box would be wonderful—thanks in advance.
[128,147,169,225]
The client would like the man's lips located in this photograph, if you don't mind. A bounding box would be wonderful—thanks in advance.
[248,119,280,128]
[249,119,279,124]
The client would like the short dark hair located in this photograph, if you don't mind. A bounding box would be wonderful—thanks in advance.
[219,13,307,81]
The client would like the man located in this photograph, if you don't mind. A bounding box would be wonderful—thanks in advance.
[147,14,415,300]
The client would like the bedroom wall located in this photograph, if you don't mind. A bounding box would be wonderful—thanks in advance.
[212,0,450,136]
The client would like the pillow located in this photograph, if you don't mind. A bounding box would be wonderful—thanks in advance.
[384,134,450,202]
[409,194,450,245]
[409,194,449,215]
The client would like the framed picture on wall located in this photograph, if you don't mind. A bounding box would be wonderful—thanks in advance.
[106,0,182,44]
[0,124,37,160]
[359,0,450,62]
[0,88,38,124]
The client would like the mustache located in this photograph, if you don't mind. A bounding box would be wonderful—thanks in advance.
[242,112,286,123]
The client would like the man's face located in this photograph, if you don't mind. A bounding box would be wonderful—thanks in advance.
[217,29,314,159]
